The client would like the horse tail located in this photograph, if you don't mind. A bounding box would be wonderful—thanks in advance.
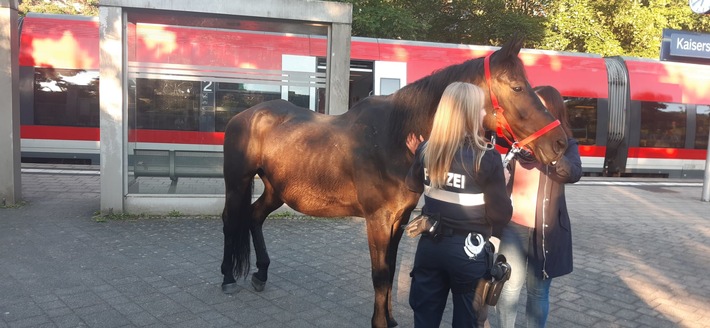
[222,175,254,280]
[233,177,253,279]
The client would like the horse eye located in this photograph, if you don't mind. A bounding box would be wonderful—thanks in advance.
[512,86,523,92]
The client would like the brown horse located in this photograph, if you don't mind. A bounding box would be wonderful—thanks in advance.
[220,36,568,327]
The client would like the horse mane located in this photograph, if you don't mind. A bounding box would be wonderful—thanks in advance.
[388,59,483,150]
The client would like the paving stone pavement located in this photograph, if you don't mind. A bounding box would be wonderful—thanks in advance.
[1,167,709,328]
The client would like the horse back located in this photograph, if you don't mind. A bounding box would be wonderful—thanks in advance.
[224,97,397,158]
[222,97,416,217]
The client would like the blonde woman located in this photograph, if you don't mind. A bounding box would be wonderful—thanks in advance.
[406,82,512,327]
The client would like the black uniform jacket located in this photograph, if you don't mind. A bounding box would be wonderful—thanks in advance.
[507,137,582,279]
[406,141,512,239]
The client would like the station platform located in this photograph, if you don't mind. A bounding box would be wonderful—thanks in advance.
[1,165,709,327]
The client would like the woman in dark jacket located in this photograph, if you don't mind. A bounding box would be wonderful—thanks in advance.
[493,85,583,328]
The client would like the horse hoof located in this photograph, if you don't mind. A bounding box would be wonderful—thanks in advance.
[251,273,266,292]
[387,318,398,327]
[221,282,239,294]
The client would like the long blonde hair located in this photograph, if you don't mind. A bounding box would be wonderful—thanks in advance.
[423,82,488,189]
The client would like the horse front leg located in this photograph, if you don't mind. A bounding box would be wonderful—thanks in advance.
[249,177,283,292]
[366,214,403,328]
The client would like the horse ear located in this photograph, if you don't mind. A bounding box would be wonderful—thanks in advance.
[498,34,525,59]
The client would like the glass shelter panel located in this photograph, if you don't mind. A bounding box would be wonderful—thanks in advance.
[133,78,200,131]
[31,68,100,127]
[125,12,327,195]
[215,82,281,132]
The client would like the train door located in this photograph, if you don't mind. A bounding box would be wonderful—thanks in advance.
[316,58,373,113]
[317,59,407,111]
[373,61,406,96]
[348,60,374,108]
[603,57,631,176]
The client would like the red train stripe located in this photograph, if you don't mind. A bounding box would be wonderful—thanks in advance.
[128,129,225,145]
[628,147,707,160]
[21,125,99,141]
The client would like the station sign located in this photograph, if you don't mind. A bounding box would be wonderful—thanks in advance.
[660,29,710,64]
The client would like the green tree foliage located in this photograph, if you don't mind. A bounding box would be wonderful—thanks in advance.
[535,0,624,55]
[540,0,710,57]
[336,0,546,46]
[335,0,428,40]
[19,0,98,16]
[419,0,545,45]
[338,0,710,58]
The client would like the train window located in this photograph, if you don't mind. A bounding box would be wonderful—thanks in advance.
[214,82,281,132]
[33,68,99,127]
[134,78,201,131]
[639,102,686,148]
[565,97,597,145]
[696,105,710,150]
[380,78,400,96]
[287,86,310,109]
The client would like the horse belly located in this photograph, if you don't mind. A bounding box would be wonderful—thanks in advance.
[276,178,361,218]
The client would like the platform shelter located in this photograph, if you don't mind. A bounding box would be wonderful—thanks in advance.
[98,0,352,214]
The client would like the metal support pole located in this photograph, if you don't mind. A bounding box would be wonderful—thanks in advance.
[0,0,21,206]
[702,131,710,202]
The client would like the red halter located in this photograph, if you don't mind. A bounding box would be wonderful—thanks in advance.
[483,53,560,153]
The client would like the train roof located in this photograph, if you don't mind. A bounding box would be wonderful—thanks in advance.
[24,12,97,21]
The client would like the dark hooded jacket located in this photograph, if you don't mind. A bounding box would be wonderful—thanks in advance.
[507,137,582,279]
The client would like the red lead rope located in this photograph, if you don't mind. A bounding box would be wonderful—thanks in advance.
[483,54,560,152]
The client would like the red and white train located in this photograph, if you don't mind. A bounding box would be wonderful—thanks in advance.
[18,13,710,178]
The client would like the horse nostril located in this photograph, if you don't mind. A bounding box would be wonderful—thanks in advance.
[556,138,568,155]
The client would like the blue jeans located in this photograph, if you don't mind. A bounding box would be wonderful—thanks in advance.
[493,222,552,328]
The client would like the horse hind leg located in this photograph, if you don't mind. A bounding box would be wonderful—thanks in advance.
[221,175,254,294]
[249,175,284,292]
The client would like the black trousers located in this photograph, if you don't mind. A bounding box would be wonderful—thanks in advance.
[409,234,490,327]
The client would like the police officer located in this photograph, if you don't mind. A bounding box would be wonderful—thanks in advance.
[405,82,512,327]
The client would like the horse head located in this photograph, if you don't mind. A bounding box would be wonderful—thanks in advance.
[478,36,568,165]
[390,36,567,164]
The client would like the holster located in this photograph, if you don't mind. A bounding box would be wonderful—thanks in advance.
[474,245,512,306]
[404,214,439,238]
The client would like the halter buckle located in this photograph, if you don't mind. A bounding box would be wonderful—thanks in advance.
[502,142,522,167]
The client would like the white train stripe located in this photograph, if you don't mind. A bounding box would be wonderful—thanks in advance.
[575,181,702,187]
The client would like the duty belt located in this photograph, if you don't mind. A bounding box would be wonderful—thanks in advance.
[425,213,486,238]
[440,226,476,237]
